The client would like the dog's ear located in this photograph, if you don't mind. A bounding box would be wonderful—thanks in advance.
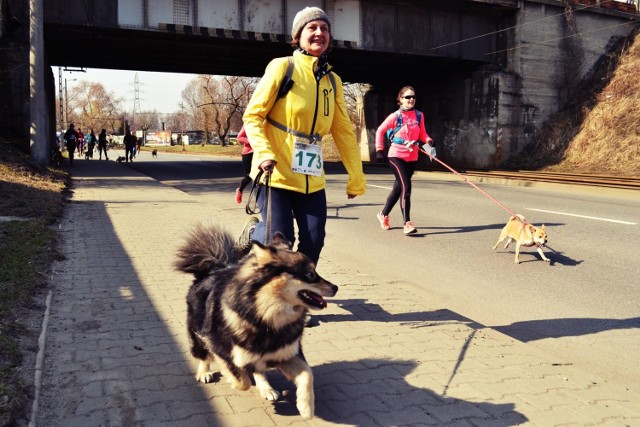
[251,241,276,266]
[528,225,536,233]
[271,232,293,250]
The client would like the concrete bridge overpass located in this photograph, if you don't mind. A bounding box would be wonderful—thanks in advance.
[42,0,509,82]
[1,0,638,167]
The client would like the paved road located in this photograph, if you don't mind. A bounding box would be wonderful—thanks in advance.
[131,151,640,392]
[34,152,640,426]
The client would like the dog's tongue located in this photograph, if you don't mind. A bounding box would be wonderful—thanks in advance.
[301,290,327,309]
[309,292,327,309]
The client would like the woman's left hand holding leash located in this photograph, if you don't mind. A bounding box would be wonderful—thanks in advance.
[260,160,277,175]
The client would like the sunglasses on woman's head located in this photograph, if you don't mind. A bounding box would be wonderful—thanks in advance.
[403,95,415,99]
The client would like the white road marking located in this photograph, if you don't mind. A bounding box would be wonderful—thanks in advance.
[368,184,393,190]
[527,208,637,225]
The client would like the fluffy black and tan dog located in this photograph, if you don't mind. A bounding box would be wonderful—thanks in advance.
[152,149,158,158]
[174,223,338,419]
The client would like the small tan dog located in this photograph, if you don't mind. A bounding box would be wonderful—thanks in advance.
[493,214,550,264]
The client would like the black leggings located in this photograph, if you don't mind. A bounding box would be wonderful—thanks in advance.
[239,153,254,192]
[382,157,416,223]
[98,144,108,159]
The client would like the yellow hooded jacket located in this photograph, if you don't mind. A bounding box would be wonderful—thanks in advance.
[243,50,366,196]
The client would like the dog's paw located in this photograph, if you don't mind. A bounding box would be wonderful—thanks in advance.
[297,398,314,420]
[514,259,520,264]
[259,387,280,401]
[296,386,315,419]
[544,258,550,263]
[196,372,217,383]
[229,374,251,391]
[254,372,280,400]
[195,361,220,383]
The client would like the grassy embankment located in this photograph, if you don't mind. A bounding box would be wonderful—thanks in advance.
[0,142,69,425]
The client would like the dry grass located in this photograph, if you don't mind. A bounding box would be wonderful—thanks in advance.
[508,29,640,177]
[560,37,640,176]
[0,153,69,221]
[0,141,70,425]
[139,144,243,156]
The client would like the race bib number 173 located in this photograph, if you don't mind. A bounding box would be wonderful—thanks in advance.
[291,142,322,176]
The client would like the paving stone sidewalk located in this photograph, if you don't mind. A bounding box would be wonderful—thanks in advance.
[35,155,640,426]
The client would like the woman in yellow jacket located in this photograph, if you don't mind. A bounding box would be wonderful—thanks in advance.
[242,6,366,264]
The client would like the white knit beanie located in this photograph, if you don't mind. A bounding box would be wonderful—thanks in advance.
[291,7,330,40]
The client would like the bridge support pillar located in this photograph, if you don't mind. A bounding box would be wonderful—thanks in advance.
[29,0,48,166]
[0,0,55,165]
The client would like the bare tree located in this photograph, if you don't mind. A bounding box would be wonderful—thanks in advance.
[195,75,258,145]
[182,77,206,130]
[66,81,124,133]
[135,110,162,135]
[179,76,370,147]
[342,83,371,136]
[163,112,186,136]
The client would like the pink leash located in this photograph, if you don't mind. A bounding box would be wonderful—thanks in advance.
[418,147,523,221]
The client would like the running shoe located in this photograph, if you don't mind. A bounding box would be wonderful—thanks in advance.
[403,221,417,235]
[235,188,243,205]
[237,216,259,253]
[377,212,390,230]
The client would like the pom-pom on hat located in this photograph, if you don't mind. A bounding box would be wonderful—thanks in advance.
[291,7,330,41]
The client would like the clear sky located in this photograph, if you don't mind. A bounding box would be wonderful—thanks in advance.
[52,67,198,114]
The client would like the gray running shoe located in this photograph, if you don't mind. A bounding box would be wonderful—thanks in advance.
[237,216,259,253]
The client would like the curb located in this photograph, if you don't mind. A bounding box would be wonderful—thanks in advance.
[29,290,52,427]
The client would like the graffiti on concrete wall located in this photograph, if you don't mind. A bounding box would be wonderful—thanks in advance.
[441,74,501,167]
[442,119,497,168]
[521,104,539,153]
[442,122,468,158]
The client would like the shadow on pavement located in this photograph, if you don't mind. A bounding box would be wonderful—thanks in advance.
[264,358,527,426]
[38,158,223,425]
[494,316,640,342]
[320,299,484,328]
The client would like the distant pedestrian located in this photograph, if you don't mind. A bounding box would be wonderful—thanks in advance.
[123,130,136,162]
[76,128,85,155]
[131,135,137,158]
[234,125,253,205]
[98,129,109,160]
[63,123,78,166]
[375,85,434,235]
[86,129,96,159]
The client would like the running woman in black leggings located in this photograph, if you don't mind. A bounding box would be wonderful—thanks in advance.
[375,85,434,235]
[234,126,254,204]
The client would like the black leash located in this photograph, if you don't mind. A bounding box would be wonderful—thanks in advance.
[245,170,272,245]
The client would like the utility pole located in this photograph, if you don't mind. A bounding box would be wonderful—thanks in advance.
[58,68,84,132]
[64,78,76,130]
[58,67,64,131]
[180,102,185,151]
[133,73,142,130]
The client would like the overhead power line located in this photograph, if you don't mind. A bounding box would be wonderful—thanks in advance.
[430,2,635,53]
[486,19,638,56]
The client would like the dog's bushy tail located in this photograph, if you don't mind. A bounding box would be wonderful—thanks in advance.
[174,223,241,279]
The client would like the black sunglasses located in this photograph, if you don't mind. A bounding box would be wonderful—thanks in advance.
[403,95,416,99]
